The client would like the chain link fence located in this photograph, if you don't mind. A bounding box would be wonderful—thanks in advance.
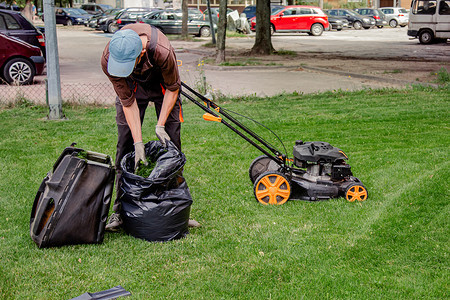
[0,81,117,107]
[0,65,218,108]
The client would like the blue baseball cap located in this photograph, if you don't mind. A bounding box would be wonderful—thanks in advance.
[107,29,142,77]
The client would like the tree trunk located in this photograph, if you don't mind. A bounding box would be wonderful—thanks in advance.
[250,0,274,55]
[23,0,33,23]
[181,0,188,39]
[215,0,227,64]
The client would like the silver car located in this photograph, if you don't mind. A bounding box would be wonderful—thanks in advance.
[380,7,409,28]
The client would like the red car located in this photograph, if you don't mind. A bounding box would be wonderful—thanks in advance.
[251,5,329,36]
[0,33,45,85]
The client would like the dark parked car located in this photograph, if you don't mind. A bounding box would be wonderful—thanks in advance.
[184,7,204,20]
[0,33,45,84]
[86,9,105,28]
[110,7,158,32]
[0,2,19,11]
[242,5,285,20]
[98,8,124,32]
[354,8,388,28]
[0,9,45,57]
[159,8,205,20]
[86,8,122,31]
[202,7,233,24]
[137,9,217,37]
[80,3,113,15]
[325,8,375,29]
[50,7,91,26]
[326,14,349,31]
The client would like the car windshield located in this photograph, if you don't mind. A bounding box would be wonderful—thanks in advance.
[70,8,88,15]
[120,10,147,19]
[399,8,408,13]
[110,9,123,16]
[143,11,161,18]
[103,9,116,15]
[188,8,203,14]
[347,10,361,17]
[205,8,232,15]
[271,6,284,12]
[64,8,81,15]
[271,8,284,15]
[161,12,179,20]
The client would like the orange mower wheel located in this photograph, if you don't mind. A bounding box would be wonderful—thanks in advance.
[345,184,368,202]
[253,171,291,205]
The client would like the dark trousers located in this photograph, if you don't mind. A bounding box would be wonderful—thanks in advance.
[113,96,182,213]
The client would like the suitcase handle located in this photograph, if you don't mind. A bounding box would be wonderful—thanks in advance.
[30,195,55,238]
[53,147,112,171]
[83,151,112,166]
[30,175,50,237]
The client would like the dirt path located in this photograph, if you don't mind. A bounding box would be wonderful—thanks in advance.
[177,45,449,88]
[171,28,449,91]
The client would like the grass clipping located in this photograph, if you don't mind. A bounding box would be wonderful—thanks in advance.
[77,151,88,160]
[135,159,157,178]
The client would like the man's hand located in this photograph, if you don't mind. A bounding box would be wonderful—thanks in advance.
[134,141,147,171]
[155,125,171,148]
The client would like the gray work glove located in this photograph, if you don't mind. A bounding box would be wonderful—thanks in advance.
[134,141,148,172]
[155,125,171,148]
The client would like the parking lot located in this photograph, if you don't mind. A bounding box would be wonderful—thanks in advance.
[40,24,450,97]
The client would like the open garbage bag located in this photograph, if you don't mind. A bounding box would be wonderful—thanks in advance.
[119,140,192,242]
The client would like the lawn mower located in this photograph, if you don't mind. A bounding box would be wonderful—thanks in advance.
[181,82,368,205]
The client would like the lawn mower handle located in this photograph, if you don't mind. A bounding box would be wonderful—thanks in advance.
[180,82,286,167]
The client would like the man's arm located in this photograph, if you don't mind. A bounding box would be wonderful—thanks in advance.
[157,88,179,126]
[122,100,142,143]
[154,88,179,147]
[122,89,179,146]
[122,99,148,168]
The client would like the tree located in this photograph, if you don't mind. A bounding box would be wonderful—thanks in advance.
[22,0,33,22]
[250,0,274,55]
[215,0,227,63]
[181,0,188,39]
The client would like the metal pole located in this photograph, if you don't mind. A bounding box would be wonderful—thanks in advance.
[43,0,63,119]
[45,78,48,106]
[206,0,216,44]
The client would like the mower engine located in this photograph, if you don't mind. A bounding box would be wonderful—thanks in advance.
[293,140,352,181]
[288,141,366,201]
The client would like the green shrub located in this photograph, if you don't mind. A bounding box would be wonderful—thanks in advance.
[436,67,450,84]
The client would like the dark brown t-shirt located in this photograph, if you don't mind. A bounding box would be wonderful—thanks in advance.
[101,23,181,107]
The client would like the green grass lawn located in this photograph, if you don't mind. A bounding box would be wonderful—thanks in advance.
[0,87,449,299]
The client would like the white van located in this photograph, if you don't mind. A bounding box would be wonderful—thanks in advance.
[408,0,450,44]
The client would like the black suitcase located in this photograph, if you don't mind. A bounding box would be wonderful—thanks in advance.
[30,146,115,248]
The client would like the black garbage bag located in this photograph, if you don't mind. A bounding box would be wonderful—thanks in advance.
[119,140,192,242]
